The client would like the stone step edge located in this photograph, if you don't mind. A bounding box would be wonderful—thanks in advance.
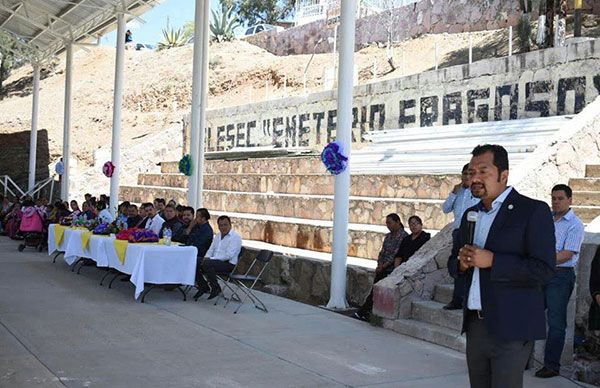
[140,172,460,178]
[121,185,446,204]
[381,317,466,353]
[434,284,455,304]
[241,239,377,270]
[411,299,463,331]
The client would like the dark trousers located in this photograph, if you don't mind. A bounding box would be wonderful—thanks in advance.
[196,258,234,290]
[358,269,390,315]
[544,268,576,372]
[466,313,533,388]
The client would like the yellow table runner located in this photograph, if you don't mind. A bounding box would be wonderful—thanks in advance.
[113,240,129,265]
[54,225,66,247]
[80,231,93,250]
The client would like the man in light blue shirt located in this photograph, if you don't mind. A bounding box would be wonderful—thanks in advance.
[443,163,480,310]
[536,184,585,379]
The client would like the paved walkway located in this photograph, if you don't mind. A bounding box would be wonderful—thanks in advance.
[0,237,587,387]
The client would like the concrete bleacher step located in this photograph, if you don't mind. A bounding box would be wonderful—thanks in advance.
[570,178,600,192]
[138,173,458,200]
[161,155,324,175]
[433,284,454,305]
[573,191,600,206]
[571,206,600,223]
[382,318,466,353]
[585,165,600,178]
[119,186,453,230]
[411,300,463,332]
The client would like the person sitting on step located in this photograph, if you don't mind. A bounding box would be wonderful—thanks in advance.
[159,204,185,243]
[354,213,408,321]
[394,215,431,268]
[153,198,166,219]
[194,215,242,300]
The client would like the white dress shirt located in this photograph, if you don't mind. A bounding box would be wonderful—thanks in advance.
[468,186,513,311]
[146,214,165,235]
[205,230,243,265]
[443,186,480,230]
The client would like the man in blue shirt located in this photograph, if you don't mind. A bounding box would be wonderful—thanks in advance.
[449,144,555,388]
[535,184,584,378]
[443,163,479,310]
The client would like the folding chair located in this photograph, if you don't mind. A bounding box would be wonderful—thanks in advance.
[228,249,273,314]
[212,247,245,306]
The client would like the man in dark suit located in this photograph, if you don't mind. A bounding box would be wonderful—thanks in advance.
[448,144,556,388]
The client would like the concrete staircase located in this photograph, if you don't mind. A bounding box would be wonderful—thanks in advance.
[120,156,457,259]
[383,283,466,352]
[571,164,600,223]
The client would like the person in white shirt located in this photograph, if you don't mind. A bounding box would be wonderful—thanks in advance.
[194,215,242,300]
[144,203,164,235]
[443,163,479,310]
[97,201,114,224]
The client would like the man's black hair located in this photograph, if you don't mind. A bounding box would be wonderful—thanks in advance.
[462,163,470,173]
[471,144,509,174]
[217,215,230,224]
[552,184,573,199]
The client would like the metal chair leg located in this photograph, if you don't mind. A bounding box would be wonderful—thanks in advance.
[71,257,84,272]
[108,273,124,289]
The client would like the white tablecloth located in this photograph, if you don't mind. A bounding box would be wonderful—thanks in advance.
[104,240,197,299]
[47,224,66,255]
[46,224,198,300]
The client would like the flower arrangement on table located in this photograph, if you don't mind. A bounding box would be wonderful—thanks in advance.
[116,228,140,241]
[92,220,123,235]
[59,216,73,226]
[127,229,159,243]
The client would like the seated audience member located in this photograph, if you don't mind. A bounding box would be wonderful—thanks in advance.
[84,193,92,204]
[194,215,241,300]
[97,201,114,224]
[183,208,214,259]
[126,205,142,229]
[70,200,81,217]
[159,204,185,242]
[81,202,94,220]
[168,199,177,208]
[117,201,130,224]
[144,202,164,234]
[590,249,600,332]
[180,206,195,228]
[354,214,409,321]
[48,200,70,224]
[154,198,166,219]
[176,205,185,220]
[394,216,431,267]
[136,203,150,228]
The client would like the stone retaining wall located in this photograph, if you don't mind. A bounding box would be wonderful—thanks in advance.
[238,246,374,306]
[245,0,524,56]
[0,130,50,193]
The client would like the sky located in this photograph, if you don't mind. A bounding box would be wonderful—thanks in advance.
[102,0,219,46]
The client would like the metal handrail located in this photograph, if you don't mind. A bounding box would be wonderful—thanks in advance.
[23,174,58,202]
[0,175,25,198]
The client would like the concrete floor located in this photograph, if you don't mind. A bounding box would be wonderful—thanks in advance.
[0,237,588,388]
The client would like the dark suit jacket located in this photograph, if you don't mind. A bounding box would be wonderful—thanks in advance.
[448,188,556,341]
[589,248,600,330]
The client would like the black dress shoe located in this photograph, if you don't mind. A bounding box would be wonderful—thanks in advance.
[193,285,209,301]
[207,287,221,300]
[535,367,559,378]
[353,311,369,321]
[443,301,463,310]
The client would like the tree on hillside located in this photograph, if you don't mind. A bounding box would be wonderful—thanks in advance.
[0,31,31,98]
[223,0,296,26]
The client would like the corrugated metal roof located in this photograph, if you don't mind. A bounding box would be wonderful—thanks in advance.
[0,0,160,61]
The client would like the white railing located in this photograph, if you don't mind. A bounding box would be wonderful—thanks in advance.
[23,175,58,202]
[0,175,25,199]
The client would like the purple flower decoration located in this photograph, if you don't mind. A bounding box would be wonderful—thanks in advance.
[128,229,159,243]
[321,141,348,175]
[93,223,110,235]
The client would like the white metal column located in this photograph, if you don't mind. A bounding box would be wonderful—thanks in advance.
[196,0,210,207]
[109,12,126,217]
[327,0,356,309]
[28,63,40,192]
[61,43,73,201]
[187,0,206,209]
